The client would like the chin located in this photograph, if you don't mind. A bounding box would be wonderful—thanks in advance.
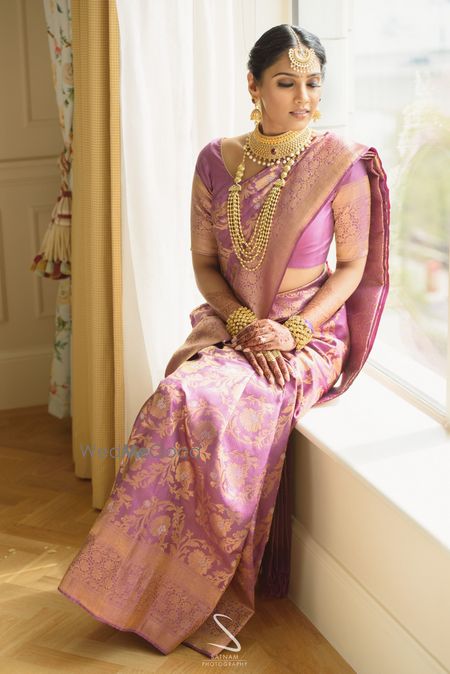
[289,119,309,129]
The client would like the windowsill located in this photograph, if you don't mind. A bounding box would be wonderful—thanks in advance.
[295,366,450,554]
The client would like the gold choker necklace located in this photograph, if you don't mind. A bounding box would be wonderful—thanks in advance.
[246,124,314,167]
[227,125,317,271]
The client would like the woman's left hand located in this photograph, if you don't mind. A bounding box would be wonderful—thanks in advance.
[231,318,296,352]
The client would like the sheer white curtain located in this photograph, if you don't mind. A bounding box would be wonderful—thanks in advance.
[115,0,291,434]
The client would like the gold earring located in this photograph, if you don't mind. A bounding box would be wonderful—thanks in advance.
[250,99,262,125]
[311,109,321,122]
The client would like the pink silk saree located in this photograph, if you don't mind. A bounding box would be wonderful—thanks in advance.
[58,131,390,659]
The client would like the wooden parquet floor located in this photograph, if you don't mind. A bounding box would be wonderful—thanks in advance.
[0,405,356,674]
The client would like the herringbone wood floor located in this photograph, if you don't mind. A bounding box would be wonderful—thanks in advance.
[0,406,355,673]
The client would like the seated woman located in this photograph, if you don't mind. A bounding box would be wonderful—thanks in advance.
[58,24,390,659]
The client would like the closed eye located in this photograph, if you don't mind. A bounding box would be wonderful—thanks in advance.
[277,82,321,88]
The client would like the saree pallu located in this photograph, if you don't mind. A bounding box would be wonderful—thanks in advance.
[58,264,350,658]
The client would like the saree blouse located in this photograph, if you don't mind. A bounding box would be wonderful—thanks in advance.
[190,136,371,268]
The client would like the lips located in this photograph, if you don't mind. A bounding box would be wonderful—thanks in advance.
[291,110,309,114]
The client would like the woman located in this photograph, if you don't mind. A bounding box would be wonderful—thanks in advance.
[58,25,390,659]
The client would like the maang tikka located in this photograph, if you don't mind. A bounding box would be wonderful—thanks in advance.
[287,26,318,74]
[288,26,322,122]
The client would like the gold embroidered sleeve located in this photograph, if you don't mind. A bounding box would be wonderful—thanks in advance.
[190,169,218,257]
[332,173,371,262]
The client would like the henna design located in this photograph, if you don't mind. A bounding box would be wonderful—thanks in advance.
[206,290,243,323]
[234,319,295,352]
[239,349,291,388]
[294,265,364,328]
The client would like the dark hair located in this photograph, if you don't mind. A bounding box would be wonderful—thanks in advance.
[247,24,326,83]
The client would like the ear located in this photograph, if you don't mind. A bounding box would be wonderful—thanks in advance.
[247,71,259,100]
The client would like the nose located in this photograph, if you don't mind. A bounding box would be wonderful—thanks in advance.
[294,82,311,105]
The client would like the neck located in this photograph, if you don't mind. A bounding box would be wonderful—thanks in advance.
[257,123,308,137]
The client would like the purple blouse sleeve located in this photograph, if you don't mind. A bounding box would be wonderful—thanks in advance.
[332,158,371,262]
[190,146,218,257]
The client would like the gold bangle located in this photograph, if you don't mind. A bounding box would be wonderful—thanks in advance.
[284,315,313,350]
[226,305,257,337]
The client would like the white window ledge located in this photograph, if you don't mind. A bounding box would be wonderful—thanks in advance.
[296,368,450,554]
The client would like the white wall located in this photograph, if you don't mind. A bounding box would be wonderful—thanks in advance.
[0,0,61,409]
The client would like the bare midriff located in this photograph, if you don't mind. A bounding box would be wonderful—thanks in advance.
[277,262,326,292]
[220,134,327,293]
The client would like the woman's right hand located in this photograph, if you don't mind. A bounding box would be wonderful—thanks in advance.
[238,347,295,388]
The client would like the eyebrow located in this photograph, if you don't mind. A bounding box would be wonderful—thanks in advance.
[272,71,321,78]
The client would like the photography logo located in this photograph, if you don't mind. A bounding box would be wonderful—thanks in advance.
[203,613,248,667]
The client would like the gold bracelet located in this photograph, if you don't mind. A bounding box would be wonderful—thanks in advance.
[284,315,313,350]
[226,305,257,337]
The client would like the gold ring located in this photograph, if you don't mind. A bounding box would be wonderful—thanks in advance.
[265,351,276,362]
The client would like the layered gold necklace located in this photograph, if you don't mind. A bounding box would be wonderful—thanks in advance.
[227,123,316,271]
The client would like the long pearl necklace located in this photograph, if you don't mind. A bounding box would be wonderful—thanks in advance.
[227,124,316,271]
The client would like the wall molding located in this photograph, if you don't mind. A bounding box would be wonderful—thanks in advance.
[0,156,60,183]
[289,517,448,674]
[0,346,54,409]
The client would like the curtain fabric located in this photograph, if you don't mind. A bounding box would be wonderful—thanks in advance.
[115,0,258,437]
[31,0,74,418]
[70,0,124,508]
[65,0,285,509]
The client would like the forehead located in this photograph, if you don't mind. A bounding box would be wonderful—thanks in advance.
[266,51,322,78]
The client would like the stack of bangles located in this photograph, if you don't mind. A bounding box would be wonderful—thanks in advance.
[226,305,314,352]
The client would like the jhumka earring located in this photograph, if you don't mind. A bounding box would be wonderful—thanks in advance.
[311,109,321,121]
[250,98,262,126]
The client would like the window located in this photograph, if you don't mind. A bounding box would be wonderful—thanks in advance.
[351,0,450,414]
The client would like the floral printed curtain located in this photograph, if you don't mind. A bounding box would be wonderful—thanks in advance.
[31,0,73,418]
